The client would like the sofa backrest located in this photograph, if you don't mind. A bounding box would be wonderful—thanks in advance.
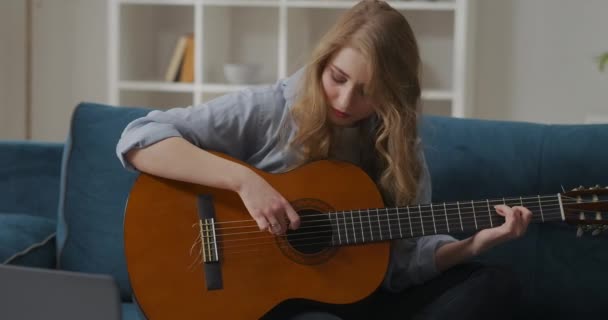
[57,103,150,300]
[56,102,608,316]
[421,116,608,319]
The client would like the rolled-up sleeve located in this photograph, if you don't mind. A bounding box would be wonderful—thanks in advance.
[382,146,457,292]
[116,89,269,171]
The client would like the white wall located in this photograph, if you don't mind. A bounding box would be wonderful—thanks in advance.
[30,0,108,141]
[474,0,608,124]
[0,1,26,139]
[2,0,607,141]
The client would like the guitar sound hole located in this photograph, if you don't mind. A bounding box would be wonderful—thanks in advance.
[286,209,333,255]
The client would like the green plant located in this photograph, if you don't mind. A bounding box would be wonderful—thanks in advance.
[599,52,608,72]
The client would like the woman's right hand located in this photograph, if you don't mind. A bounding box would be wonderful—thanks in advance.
[236,169,300,235]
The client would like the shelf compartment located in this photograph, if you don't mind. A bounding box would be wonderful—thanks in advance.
[202,6,279,84]
[119,4,194,82]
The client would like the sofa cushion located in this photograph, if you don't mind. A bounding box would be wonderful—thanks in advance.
[0,213,56,268]
[0,141,63,221]
[57,103,150,300]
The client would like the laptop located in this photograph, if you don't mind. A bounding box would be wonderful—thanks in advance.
[0,264,122,320]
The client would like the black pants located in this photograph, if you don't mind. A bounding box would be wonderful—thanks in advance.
[269,263,522,320]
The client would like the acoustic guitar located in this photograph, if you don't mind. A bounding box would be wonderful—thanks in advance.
[124,152,608,319]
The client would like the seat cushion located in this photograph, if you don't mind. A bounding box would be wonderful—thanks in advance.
[0,212,56,268]
[57,103,151,300]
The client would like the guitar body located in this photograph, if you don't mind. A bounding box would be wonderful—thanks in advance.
[124,155,390,319]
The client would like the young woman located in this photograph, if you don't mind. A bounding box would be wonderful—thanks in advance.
[117,1,531,319]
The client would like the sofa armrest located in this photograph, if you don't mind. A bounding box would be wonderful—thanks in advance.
[0,140,64,220]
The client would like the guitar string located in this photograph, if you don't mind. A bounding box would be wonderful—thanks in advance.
[191,197,607,254]
[214,202,564,238]
[213,205,607,252]
[216,209,572,257]
[212,196,569,231]
[217,217,558,251]
[210,194,588,226]
[215,198,565,231]
[212,195,607,234]
[216,207,557,245]
[212,204,569,251]
[211,199,567,236]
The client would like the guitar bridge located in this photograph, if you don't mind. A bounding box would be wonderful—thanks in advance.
[198,195,222,290]
[198,218,219,263]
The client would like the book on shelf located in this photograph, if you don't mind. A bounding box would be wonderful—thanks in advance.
[163,34,192,82]
[179,34,195,83]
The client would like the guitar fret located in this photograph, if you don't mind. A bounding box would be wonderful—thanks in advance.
[418,204,425,236]
[328,214,335,245]
[430,204,437,234]
[376,209,383,241]
[335,213,342,245]
[406,206,414,237]
[367,210,374,241]
[471,200,478,229]
[538,195,545,222]
[386,208,393,239]
[456,201,464,231]
[350,211,357,244]
[396,207,403,238]
[343,213,350,244]
[443,202,450,233]
[358,209,365,243]
[486,199,493,227]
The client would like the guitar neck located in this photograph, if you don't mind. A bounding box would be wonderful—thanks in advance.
[328,194,565,245]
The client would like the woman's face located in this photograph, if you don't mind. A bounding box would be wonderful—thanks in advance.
[322,47,375,127]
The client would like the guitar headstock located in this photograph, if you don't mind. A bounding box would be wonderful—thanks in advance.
[560,185,608,237]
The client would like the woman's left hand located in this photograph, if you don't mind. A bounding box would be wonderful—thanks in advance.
[470,205,533,255]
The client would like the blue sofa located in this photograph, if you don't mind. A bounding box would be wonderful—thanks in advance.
[1,102,608,319]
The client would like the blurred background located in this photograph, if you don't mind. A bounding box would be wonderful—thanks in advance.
[1,0,607,142]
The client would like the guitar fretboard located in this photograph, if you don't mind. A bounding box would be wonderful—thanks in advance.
[328,195,564,245]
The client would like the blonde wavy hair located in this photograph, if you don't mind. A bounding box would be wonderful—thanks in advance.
[289,0,422,206]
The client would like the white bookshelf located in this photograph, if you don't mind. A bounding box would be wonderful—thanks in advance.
[108,0,476,117]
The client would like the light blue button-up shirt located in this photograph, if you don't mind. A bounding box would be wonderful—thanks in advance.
[116,68,456,292]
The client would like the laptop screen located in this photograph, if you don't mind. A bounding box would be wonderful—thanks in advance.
[0,264,122,320]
